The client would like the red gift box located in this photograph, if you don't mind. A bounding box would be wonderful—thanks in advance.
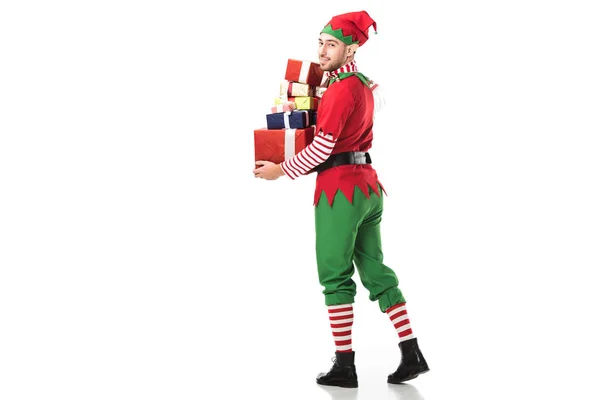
[285,59,324,87]
[254,126,315,164]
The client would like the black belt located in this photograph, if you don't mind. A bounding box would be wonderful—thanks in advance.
[313,151,372,173]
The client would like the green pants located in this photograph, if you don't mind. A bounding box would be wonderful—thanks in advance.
[315,185,406,313]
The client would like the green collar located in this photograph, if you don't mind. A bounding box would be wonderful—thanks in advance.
[329,71,372,88]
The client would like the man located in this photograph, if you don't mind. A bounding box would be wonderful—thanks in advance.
[253,10,429,388]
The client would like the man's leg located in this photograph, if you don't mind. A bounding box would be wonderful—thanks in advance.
[352,185,430,384]
[314,188,367,388]
[352,185,406,312]
[314,189,364,308]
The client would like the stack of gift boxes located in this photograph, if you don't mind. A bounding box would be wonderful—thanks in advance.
[254,59,328,165]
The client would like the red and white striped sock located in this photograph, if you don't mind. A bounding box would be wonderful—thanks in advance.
[386,303,415,342]
[328,304,354,352]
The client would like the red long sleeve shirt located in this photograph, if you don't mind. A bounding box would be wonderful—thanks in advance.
[280,61,386,206]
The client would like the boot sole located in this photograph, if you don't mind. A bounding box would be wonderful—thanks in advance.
[387,367,429,384]
[316,380,358,388]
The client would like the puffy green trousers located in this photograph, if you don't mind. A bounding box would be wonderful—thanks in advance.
[314,185,406,313]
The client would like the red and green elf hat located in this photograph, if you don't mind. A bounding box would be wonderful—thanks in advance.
[320,10,377,47]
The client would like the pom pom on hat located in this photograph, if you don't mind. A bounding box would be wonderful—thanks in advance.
[321,10,377,47]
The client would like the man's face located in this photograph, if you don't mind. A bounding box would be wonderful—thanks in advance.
[318,33,350,72]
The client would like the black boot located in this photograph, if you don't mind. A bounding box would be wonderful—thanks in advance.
[316,351,358,388]
[388,338,429,384]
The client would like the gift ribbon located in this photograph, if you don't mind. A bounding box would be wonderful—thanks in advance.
[299,61,311,83]
[285,129,296,160]
[280,80,289,96]
[284,111,291,129]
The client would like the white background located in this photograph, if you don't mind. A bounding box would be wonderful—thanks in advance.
[1,1,599,399]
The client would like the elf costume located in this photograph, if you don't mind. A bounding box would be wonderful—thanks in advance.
[279,11,429,388]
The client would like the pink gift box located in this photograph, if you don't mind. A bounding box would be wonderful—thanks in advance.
[270,102,296,113]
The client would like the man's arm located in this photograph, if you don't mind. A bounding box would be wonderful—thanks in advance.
[280,84,355,179]
[280,130,336,179]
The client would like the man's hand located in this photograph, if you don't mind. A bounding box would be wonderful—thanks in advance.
[253,160,285,180]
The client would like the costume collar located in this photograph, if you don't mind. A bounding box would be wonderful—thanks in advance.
[326,60,358,83]
[325,60,373,88]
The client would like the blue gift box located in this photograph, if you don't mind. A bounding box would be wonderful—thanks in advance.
[308,110,317,126]
[266,110,309,130]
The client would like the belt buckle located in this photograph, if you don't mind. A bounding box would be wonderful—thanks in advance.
[352,152,366,164]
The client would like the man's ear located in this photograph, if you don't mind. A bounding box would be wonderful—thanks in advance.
[347,43,359,56]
